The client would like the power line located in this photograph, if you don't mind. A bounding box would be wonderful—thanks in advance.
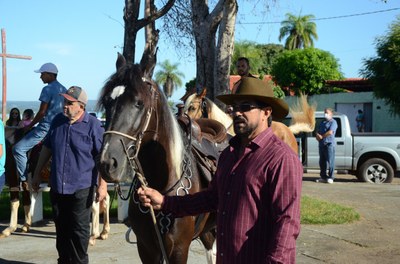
[238,7,400,25]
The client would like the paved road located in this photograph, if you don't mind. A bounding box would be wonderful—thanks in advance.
[1,173,399,264]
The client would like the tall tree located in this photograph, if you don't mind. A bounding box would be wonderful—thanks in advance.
[361,16,400,116]
[272,48,343,95]
[154,60,185,98]
[278,13,318,50]
[122,0,175,72]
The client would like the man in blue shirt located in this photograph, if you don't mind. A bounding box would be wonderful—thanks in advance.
[13,62,67,184]
[316,108,338,184]
[32,86,107,264]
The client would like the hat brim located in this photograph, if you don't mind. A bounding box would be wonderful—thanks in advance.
[217,94,289,121]
[60,93,79,102]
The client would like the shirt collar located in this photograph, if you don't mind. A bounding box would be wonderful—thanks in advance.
[229,127,274,150]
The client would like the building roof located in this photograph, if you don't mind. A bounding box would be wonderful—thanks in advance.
[325,78,373,92]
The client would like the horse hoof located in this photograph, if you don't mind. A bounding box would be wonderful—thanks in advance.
[89,236,96,246]
[0,227,17,238]
[100,232,109,240]
[21,224,30,233]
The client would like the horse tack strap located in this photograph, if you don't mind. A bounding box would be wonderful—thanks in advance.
[103,131,138,142]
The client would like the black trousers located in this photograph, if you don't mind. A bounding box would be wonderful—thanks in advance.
[50,187,94,264]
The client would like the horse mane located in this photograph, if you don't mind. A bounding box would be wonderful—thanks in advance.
[158,88,185,179]
[97,63,184,179]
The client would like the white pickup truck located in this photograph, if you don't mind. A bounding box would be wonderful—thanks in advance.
[284,112,400,183]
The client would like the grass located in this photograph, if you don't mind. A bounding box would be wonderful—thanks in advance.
[301,195,360,224]
[1,189,359,225]
[0,187,119,220]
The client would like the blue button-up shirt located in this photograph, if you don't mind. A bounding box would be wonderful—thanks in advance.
[318,118,338,147]
[44,112,104,194]
[38,80,67,131]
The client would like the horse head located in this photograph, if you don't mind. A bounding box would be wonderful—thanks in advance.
[183,87,208,119]
[97,53,160,183]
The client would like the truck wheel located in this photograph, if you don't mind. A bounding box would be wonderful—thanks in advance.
[357,158,394,183]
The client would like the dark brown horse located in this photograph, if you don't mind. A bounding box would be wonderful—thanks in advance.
[97,54,217,263]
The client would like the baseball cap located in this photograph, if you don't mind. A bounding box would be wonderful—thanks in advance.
[60,86,88,105]
[34,63,58,74]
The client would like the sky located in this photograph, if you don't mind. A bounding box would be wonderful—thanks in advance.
[1,0,399,104]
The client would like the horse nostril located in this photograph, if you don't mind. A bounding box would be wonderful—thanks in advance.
[111,158,118,170]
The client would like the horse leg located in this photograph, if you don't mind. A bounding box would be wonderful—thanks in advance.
[21,181,32,233]
[89,200,100,246]
[100,192,110,240]
[199,231,216,264]
[0,198,19,238]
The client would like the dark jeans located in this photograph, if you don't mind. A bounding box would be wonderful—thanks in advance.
[319,143,336,179]
[50,187,94,264]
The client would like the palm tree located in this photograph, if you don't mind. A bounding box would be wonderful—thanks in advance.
[278,13,318,50]
[154,60,185,98]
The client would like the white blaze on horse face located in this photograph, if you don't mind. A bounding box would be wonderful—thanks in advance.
[110,85,126,100]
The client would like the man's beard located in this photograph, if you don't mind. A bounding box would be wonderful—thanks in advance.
[233,117,254,137]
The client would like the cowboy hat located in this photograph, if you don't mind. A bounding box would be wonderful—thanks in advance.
[217,77,289,120]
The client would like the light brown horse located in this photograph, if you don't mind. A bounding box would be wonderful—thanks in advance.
[1,127,111,246]
[183,88,316,154]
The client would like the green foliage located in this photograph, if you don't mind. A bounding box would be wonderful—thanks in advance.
[361,16,400,116]
[279,13,318,50]
[231,41,285,76]
[0,188,119,220]
[230,40,265,75]
[271,48,343,95]
[266,80,285,99]
[258,44,285,74]
[301,196,360,225]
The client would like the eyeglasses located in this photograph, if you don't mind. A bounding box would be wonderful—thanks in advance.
[11,112,19,115]
[230,104,263,113]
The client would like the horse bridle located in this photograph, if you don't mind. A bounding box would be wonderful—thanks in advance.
[102,78,171,263]
[103,77,158,199]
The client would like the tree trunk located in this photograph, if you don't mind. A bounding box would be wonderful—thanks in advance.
[123,0,176,65]
[140,0,159,77]
[191,0,225,101]
[215,0,238,105]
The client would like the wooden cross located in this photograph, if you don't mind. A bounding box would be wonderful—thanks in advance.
[0,28,32,121]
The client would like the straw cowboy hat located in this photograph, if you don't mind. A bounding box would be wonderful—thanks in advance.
[217,77,289,120]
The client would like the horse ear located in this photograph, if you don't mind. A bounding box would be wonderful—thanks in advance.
[200,87,207,98]
[116,52,126,70]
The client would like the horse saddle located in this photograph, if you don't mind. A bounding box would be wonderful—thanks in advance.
[177,115,229,183]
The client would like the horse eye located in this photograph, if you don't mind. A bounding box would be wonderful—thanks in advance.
[136,101,144,109]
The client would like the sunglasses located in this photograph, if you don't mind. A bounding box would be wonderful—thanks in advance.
[230,103,264,113]
[64,100,76,106]
[11,112,19,115]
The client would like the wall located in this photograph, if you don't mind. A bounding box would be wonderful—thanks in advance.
[284,92,400,132]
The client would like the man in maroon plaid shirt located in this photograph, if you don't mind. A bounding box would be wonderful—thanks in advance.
[139,77,303,263]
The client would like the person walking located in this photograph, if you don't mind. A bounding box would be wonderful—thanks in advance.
[13,62,67,184]
[138,77,303,263]
[316,108,338,184]
[32,86,107,264]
